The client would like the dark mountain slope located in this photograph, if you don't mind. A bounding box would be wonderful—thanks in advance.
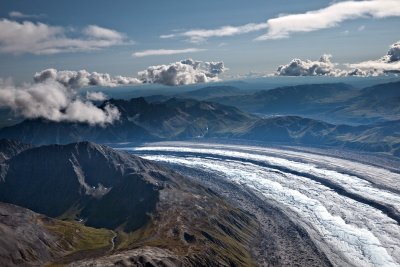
[0,142,164,231]
[0,117,153,146]
[0,142,262,266]
[0,139,32,162]
[0,202,114,267]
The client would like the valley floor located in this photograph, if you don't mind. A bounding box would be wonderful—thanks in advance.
[118,141,400,267]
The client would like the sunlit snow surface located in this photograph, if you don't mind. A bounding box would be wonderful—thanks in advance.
[120,142,400,267]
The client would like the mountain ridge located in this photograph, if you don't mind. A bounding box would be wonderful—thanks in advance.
[0,84,398,157]
[0,142,262,266]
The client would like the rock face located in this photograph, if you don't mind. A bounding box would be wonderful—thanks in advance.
[0,142,166,232]
[0,202,114,267]
[0,139,32,162]
[67,247,182,267]
[0,142,261,266]
[0,203,59,266]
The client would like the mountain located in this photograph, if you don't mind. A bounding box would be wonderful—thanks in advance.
[208,83,356,115]
[207,81,400,124]
[0,139,32,162]
[173,85,244,100]
[329,81,400,123]
[0,109,22,129]
[232,116,400,156]
[0,142,163,231]
[0,142,259,266]
[0,96,398,157]
[0,202,114,267]
[0,116,152,146]
[105,97,257,138]
[233,116,334,144]
[0,97,257,144]
[333,120,400,156]
[141,85,245,103]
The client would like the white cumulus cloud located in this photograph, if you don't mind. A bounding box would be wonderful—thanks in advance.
[138,59,225,86]
[85,91,108,101]
[0,79,119,125]
[274,54,382,77]
[348,41,400,73]
[276,54,346,76]
[34,69,141,88]
[0,19,128,55]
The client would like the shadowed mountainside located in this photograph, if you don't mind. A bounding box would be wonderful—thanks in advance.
[0,142,163,231]
[0,202,114,267]
[0,139,32,162]
[0,142,264,266]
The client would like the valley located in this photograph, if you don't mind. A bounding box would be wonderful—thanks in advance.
[122,141,400,267]
[1,1,399,266]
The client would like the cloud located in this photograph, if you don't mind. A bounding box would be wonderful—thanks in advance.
[387,41,400,62]
[8,11,45,19]
[0,79,119,125]
[275,54,347,76]
[0,19,128,55]
[161,22,268,43]
[83,25,125,41]
[33,60,227,88]
[348,41,400,73]
[274,54,379,77]
[256,0,400,40]
[205,61,225,75]
[162,0,400,42]
[34,68,141,88]
[133,48,205,57]
[274,42,400,77]
[85,91,108,101]
[138,58,225,86]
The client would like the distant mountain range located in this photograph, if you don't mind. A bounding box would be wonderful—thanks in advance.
[203,81,400,124]
[0,93,399,157]
[0,97,257,144]
[232,116,400,157]
[0,140,258,266]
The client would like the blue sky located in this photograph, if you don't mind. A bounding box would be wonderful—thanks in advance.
[0,0,399,82]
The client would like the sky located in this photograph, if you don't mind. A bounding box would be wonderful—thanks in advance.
[0,0,400,83]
